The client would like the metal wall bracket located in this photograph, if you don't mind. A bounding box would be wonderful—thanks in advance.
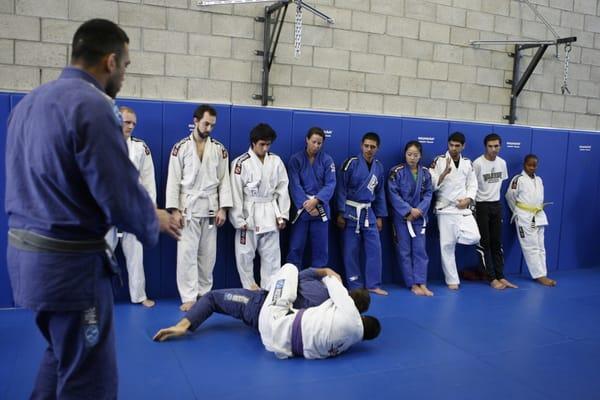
[253,1,289,105]
[503,36,576,124]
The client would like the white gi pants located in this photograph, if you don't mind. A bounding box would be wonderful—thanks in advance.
[235,229,281,290]
[437,213,481,285]
[105,228,148,303]
[258,263,298,359]
[177,218,217,303]
[516,223,547,279]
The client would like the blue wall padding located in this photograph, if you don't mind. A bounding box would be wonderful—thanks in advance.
[0,95,12,307]
[1,91,599,306]
[530,129,569,272]
[493,125,532,275]
[558,131,600,270]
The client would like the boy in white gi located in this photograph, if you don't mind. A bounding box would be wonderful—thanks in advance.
[505,154,556,286]
[430,132,480,290]
[105,106,156,307]
[472,133,517,290]
[166,104,233,311]
[258,263,381,359]
[230,123,290,291]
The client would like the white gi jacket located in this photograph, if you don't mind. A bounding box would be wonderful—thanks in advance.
[127,137,156,204]
[429,151,478,215]
[166,135,233,218]
[229,148,290,234]
[260,275,364,360]
[505,171,548,227]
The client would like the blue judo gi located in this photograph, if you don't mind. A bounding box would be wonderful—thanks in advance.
[287,149,336,268]
[184,268,334,331]
[336,155,388,290]
[5,67,159,400]
[387,164,433,287]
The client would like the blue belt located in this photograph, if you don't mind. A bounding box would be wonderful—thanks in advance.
[291,308,306,357]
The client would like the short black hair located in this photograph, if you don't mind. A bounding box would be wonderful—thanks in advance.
[193,104,217,120]
[306,126,325,140]
[404,140,423,155]
[484,133,502,146]
[250,123,277,144]
[362,132,380,146]
[362,315,381,341]
[448,131,465,144]
[349,288,370,313]
[524,154,538,164]
[71,19,129,67]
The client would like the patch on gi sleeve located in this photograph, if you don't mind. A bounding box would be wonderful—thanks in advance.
[235,153,250,175]
[389,164,404,181]
[511,176,520,189]
[270,279,285,305]
[518,226,525,238]
[330,162,336,173]
[222,147,228,159]
[143,143,151,156]
[430,156,440,169]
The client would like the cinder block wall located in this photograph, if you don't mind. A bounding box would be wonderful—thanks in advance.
[0,0,599,129]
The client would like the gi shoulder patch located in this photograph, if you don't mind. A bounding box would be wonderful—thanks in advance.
[210,138,229,159]
[430,155,442,169]
[342,157,358,172]
[511,175,521,189]
[234,153,251,175]
[131,137,151,155]
[330,162,336,173]
[389,163,404,181]
[172,137,190,157]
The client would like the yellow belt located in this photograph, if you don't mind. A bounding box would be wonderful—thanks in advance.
[515,202,543,213]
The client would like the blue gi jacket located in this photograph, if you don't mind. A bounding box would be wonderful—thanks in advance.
[6,67,159,310]
[288,149,336,221]
[387,163,433,224]
[336,154,388,224]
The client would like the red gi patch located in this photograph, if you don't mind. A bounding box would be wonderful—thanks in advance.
[222,148,228,159]
[234,164,241,175]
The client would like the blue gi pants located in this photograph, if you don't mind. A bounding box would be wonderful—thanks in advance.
[393,220,428,287]
[185,289,268,331]
[342,222,382,290]
[287,219,329,268]
[30,271,117,400]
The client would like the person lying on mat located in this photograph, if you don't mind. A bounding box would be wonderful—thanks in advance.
[154,264,380,359]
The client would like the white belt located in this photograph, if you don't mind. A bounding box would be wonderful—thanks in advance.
[183,188,218,226]
[346,200,371,234]
[406,219,427,238]
[245,196,282,227]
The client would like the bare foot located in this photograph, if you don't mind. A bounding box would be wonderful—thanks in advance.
[411,285,425,296]
[447,284,459,290]
[490,279,506,290]
[141,299,155,308]
[179,301,195,312]
[249,283,261,291]
[499,278,518,289]
[419,284,434,296]
[536,276,557,286]
[369,287,388,296]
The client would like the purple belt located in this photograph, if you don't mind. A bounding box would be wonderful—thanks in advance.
[291,308,306,357]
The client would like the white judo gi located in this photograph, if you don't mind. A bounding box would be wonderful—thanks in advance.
[105,136,156,303]
[430,152,481,285]
[505,171,549,279]
[166,135,233,302]
[230,148,290,290]
[258,263,364,359]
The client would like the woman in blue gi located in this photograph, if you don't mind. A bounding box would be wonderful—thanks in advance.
[387,141,434,296]
[287,127,336,268]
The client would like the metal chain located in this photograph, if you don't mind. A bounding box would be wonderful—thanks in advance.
[294,2,302,58]
[561,42,571,95]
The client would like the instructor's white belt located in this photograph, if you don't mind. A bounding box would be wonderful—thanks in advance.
[245,195,283,224]
[346,200,371,234]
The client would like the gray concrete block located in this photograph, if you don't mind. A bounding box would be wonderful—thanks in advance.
[127,51,164,75]
[399,77,431,97]
[416,98,447,118]
[212,14,255,39]
[210,58,252,82]
[0,14,39,40]
[433,44,464,64]
[333,29,368,52]
[189,34,231,58]
[349,92,383,114]
[420,21,451,43]
[143,29,187,54]
[431,81,461,100]
[369,34,403,56]
[418,60,449,80]
[387,16,420,39]
[351,52,385,73]
[313,47,350,69]
[188,78,232,103]
[370,0,404,17]
[312,88,348,111]
[385,56,418,77]
[446,100,476,120]
[167,8,211,34]
[461,83,489,102]
[15,41,67,68]
[272,85,311,109]
[405,0,436,22]
[69,0,117,22]
[352,11,386,34]
[574,113,597,130]
[403,38,434,60]
[119,3,166,29]
[17,0,67,19]
[0,39,13,64]
[166,54,209,78]
[551,111,575,128]
[436,5,466,27]
[384,95,416,115]
[366,73,399,94]
[0,64,39,90]
[292,65,330,88]
[330,70,365,91]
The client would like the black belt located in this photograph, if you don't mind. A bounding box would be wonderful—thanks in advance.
[8,229,107,253]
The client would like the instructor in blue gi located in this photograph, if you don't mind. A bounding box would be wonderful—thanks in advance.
[336,132,388,296]
[287,127,336,269]
[5,19,180,399]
